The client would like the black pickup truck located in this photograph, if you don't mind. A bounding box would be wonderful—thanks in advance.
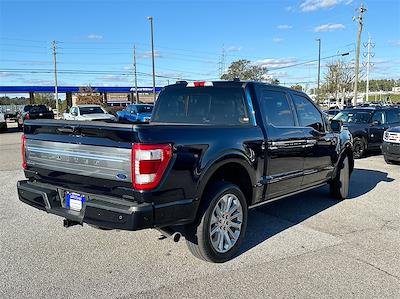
[17,104,54,131]
[17,81,353,263]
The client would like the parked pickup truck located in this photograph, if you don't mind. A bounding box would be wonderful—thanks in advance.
[17,105,54,131]
[116,104,153,123]
[17,81,353,263]
[63,104,116,121]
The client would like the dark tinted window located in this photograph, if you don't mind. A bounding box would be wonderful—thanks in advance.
[137,105,153,113]
[79,107,105,115]
[152,87,249,125]
[259,90,294,127]
[333,110,372,123]
[24,105,48,113]
[292,94,324,132]
[371,111,385,124]
[386,109,400,123]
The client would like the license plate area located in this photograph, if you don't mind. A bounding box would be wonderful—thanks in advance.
[65,192,86,211]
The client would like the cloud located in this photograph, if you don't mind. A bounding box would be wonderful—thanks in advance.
[285,5,295,12]
[272,37,284,43]
[314,23,345,32]
[227,46,242,52]
[388,40,400,46]
[300,0,352,12]
[277,24,293,30]
[96,75,130,82]
[24,79,55,85]
[138,50,163,59]
[255,57,298,69]
[0,72,14,77]
[86,34,103,40]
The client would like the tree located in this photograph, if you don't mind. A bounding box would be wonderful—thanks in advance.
[34,93,56,108]
[322,59,358,100]
[221,59,268,81]
[291,84,303,91]
[75,86,104,105]
[271,78,280,85]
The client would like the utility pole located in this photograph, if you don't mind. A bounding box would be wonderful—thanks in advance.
[147,16,156,101]
[364,34,374,103]
[133,45,139,104]
[218,45,226,78]
[52,40,59,118]
[353,2,367,106]
[316,38,321,103]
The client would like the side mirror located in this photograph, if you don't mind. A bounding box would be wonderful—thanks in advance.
[330,119,342,133]
[71,111,78,116]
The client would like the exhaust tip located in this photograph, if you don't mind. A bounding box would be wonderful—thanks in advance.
[172,232,181,242]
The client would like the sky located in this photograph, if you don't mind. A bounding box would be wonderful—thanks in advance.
[0,0,399,94]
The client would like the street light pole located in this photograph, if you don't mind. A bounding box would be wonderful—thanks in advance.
[316,38,321,103]
[147,16,156,102]
[52,40,59,118]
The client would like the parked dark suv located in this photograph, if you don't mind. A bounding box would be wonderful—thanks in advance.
[333,106,400,158]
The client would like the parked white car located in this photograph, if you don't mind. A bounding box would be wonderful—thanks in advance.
[63,105,115,121]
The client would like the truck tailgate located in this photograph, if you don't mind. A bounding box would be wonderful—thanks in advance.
[23,119,136,197]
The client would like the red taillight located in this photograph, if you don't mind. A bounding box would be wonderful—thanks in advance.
[21,134,27,170]
[132,144,172,190]
[24,113,30,120]
[187,81,213,87]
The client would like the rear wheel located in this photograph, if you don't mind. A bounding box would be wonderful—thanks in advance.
[330,155,350,200]
[186,182,248,263]
[353,137,366,159]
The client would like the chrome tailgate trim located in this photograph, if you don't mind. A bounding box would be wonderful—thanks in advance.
[26,139,131,182]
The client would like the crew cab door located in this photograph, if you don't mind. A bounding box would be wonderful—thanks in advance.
[290,93,337,186]
[256,88,305,199]
[369,110,388,145]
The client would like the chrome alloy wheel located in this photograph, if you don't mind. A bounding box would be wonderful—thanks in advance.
[209,193,243,253]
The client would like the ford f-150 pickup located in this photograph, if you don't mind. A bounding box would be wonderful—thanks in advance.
[17,80,353,263]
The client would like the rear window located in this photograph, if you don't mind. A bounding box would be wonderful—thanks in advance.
[152,87,249,125]
[24,105,48,113]
[79,107,105,115]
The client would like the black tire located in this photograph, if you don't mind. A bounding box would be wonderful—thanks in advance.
[330,154,350,200]
[353,137,366,159]
[186,182,248,263]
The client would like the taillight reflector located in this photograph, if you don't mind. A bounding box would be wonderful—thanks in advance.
[132,144,172,190]
[21,134,27,170]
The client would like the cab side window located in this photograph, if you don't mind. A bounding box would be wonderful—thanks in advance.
[385,109,399,124]
[292,94,325,132]
[259,89,295,127]
[371,111,385,124]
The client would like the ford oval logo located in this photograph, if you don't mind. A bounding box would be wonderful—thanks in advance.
[116,173,128,180]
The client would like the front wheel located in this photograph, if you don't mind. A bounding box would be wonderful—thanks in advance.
[353,137,366,159]
[186,182,248,263]
[330,155,350,200]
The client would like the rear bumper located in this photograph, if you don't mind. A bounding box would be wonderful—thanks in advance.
[17,180,198,231]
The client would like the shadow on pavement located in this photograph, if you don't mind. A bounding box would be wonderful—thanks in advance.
[238,168,394,256]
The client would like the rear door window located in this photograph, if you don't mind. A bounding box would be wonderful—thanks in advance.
[258,89,295,127]
[292,94,325,132]
[386,109,400,124]
[152,87,249,125]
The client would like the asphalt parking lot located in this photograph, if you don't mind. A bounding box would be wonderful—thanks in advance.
[1,125,399,298]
